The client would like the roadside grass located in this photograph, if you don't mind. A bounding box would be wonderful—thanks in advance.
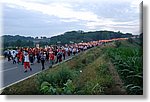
[2,76,39,95]
[74,56,114,95]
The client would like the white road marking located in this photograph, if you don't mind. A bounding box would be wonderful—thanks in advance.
[1,59,8,63]
[0,67,18,73]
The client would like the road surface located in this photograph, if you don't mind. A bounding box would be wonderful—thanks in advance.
[0,55,74,89]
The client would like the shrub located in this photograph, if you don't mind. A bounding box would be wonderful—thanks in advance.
[115,41,121,48]
[40,79,75,95]
[128,38,133,43]
[37,64,77,94]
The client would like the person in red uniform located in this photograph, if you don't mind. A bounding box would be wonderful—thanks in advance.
[19,51,24,65]
[17,50,20,64]
[49,51,55,68]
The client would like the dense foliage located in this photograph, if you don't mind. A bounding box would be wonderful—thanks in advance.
[2,30,133,49]
[105,40,143,94]
[49,31,132,45]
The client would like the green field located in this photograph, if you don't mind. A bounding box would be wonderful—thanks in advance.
[1,39,143,95]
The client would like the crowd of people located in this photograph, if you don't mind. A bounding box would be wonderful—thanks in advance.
[3,38,128,73]
[3,40,104,73]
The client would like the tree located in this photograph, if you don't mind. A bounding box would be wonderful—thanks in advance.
[35,37,39,39]
[15,39,22,47]
[43,37,47,39]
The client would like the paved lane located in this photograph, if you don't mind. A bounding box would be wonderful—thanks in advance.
[0,55,74,89]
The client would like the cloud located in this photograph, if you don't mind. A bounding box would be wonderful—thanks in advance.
[2,0,142,36]
[2,0,99,22]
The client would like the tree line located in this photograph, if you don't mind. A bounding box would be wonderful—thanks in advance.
[2,30,134,49]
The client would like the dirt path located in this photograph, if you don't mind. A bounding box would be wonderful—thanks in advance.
[105,61,127,95]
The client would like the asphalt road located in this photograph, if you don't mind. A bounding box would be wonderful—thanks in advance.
[0,55,74,89]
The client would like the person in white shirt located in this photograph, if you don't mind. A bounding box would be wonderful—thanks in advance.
[12,51,16,64]
[24,52,32,73]
[40,51,46,70]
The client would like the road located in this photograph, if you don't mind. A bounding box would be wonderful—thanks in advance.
[0,55,74,89]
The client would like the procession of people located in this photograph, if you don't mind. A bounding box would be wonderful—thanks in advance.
[3,38,127,73]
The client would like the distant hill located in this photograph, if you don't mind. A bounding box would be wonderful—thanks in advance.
[49,30,133,45]
[2,35,34,41]
[2,30,133,48]
[2,35,50,48]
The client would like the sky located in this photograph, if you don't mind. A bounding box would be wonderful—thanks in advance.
[1,0,142,37]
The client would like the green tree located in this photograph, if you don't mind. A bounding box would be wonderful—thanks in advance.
[15,39,22,47]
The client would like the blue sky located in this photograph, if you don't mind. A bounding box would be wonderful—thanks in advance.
[2,0,142,37]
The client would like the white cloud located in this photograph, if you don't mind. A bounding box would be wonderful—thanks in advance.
[60,19,79,22]
[2,0,99,22]
[130,0,142,13]
[2,0,141,35]
[85,19,139,34]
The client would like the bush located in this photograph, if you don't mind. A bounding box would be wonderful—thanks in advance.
[115,41,121,48]
[37,64,77,94]
[40,79,75,95]
[128,38,133,43]
[54,66,75,86]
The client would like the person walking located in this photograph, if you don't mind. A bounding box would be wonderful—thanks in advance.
[37,51,40,63]
[67,47,70,56]
[29,51,34,65]
[12,51,16,64]
[62,48,66,60]
[55,49,59,63]
[24,52,32,73]
[49,51,55,68]
[7,50,11,61]
[46,51,49,61]
[3,50,8,59]
[19,51,24,65]
[57,49,62,63]
[16,50,20,64]
[40,51,46,70]
[73,48,76,55]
